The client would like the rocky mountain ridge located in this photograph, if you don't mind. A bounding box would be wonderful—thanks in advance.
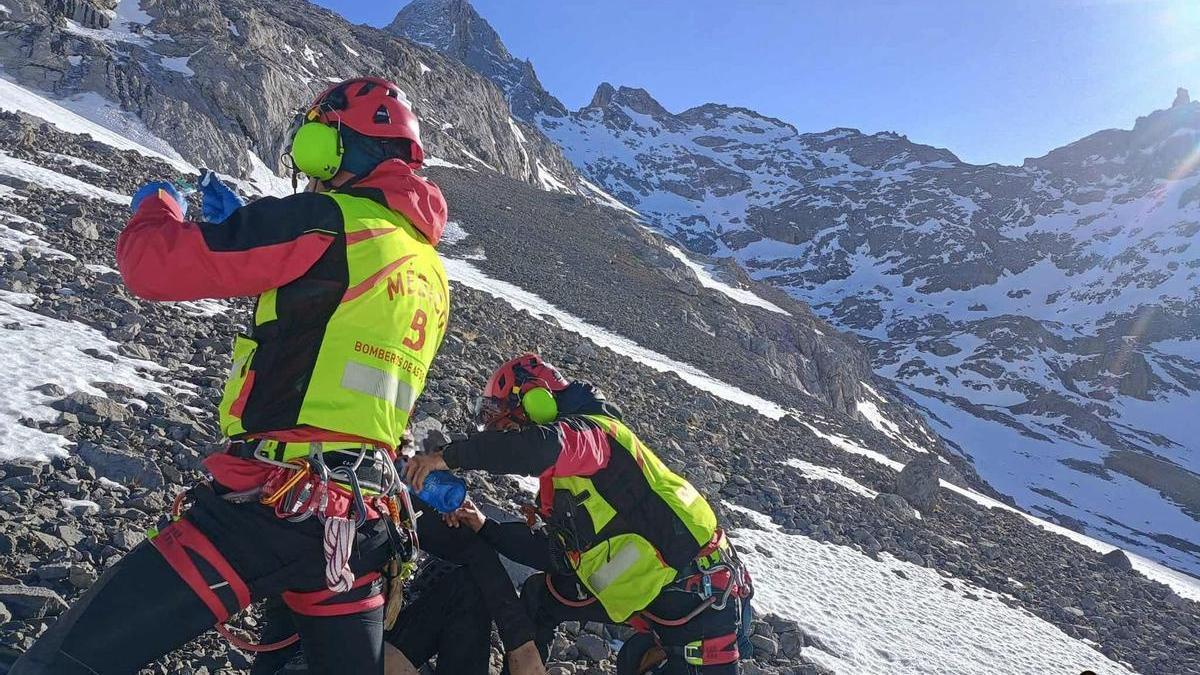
[0,0,583,191]
[390,0,1200,576]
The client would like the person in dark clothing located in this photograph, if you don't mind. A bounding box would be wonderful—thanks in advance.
[255,562,493,675]
[406,354,754,674]
[252,494,533,675]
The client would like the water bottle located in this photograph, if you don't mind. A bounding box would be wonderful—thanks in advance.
[401,463,466,513]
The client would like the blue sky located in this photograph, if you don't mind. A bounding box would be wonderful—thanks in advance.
[314,0,1199,166]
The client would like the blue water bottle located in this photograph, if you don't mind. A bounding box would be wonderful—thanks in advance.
[407,467,466,514]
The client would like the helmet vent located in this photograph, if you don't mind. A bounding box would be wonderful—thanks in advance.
[373,105,391,124]
[356,81,376,97]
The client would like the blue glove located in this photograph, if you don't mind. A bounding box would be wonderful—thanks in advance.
[130,181,187,216]
[199,169,245,223]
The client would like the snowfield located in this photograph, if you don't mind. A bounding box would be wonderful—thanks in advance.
[0,292,165,461]
[727,503,1136,675]
[0,75,194,173]
[0,152,129,205]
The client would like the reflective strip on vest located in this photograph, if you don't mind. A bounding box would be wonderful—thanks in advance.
[340,361,417,412]
[586,540,641,594]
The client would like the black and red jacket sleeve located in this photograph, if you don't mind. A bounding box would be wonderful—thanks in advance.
[116,192,343,301]
[442,417,612,478]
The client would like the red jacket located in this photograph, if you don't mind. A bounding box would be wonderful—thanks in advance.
[117,160,447,300]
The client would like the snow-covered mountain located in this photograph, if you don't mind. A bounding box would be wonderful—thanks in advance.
[3,69,1199,675]
[389,0,1200,576]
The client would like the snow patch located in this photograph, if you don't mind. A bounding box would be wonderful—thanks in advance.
[535,160,570,193]
[38,152,111,174]
[729,502,1136,675]
[62,0,167,46]
[423,156,474,171]
[301,45,321,70]
[418,61,432,76]
[440,221,468,246]
[665,245,790,315]
[443,257,788,419]
[177,299,229,318]
[160,54,195,77]
[0,297,165,461]
[245,151,292,197]
[0,76,194,173]
[802,414,1200,601]
[784,458,881,501]
[579,177,640,216]
[0,212,71,260]
[0,152,128,204]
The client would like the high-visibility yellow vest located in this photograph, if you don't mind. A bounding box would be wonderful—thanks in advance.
[218,191,448,453]
[549,414,718,621]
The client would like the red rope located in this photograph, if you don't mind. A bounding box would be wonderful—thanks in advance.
[214,622,299,653]
[639,596,716,627]
[545,574,597,608]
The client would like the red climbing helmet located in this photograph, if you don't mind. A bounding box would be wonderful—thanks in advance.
[474,354,570,430]
[308,76,425,167]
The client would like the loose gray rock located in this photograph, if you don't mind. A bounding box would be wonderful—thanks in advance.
[51,392,128,424]
[75,442,163,490]
[1101,549,1133,571]
[0,584,68,619]
[575,633,610,661]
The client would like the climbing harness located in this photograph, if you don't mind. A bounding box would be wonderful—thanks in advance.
[156,440,422,653]
[633,528,753,647]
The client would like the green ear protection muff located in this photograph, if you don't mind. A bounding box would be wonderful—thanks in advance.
[521,387,558,425]
[290,122,343,181]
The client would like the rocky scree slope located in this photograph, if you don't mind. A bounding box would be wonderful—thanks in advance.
[0,0,582,190]
[0,104,1199,675]
[391,0,1200,576]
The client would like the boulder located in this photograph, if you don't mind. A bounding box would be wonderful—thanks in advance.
[51,392,129,424]
[895,454,944,512]
[75,441,164,490]
[1101,549,1133,571]
[0,584,68,619]
[574,633,610,661]
[874,492,918,521]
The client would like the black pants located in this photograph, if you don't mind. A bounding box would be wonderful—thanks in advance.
[251,500,535,674]
[386,565,493,674]
[252,565,493,675]
[11,484,394,675]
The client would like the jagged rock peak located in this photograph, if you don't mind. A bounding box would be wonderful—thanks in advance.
[588,82,618,109]
[387,0,568,120]
[388,0,510,62]
[583,83,671,118]
[1174,87,1191,108]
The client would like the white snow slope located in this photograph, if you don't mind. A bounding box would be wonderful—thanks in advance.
[728,503,1136,675]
